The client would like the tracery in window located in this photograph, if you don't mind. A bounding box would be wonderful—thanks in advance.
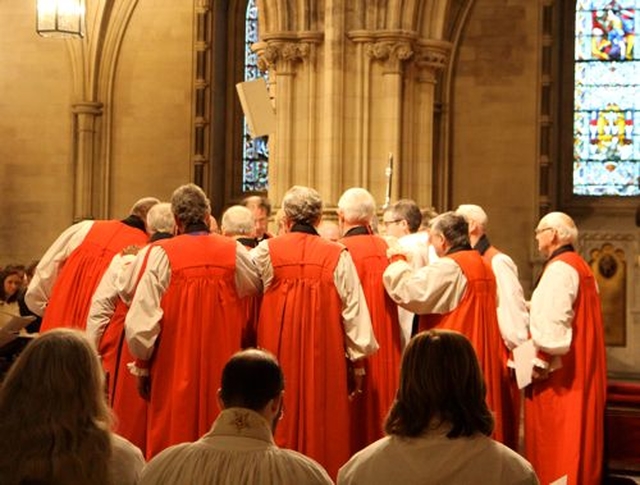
[573,0,639,196]
[242,0,269,192]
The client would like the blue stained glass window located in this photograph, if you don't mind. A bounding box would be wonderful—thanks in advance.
[243,0,269,192]
[573,0,640,196]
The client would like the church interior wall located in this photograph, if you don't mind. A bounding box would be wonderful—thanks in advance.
[449,0,540,295]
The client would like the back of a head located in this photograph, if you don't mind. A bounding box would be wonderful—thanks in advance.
[130,196,161,221]
[430,211,470,248]
[146,202,176,235]
[420,207,438,231]
[0,329,111,484]
[390,199,422,233]
[171,183,211,227]
[338,187,376,224]
[219,349,284,412]
[221,205,255,237]
[282,185,323,226]
[456,204,488,232]
[538,211,578,246]
[384,330,493,439]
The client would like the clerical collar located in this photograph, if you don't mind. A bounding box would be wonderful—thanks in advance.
[238,237,257,248]
[547,244,575,262]
[290,223,319,236]
[534,244,575,289]
[150,232,173,242]
[121,215,146,233]
[446,243,472,255]
[474,234,491,256]
[183,222,210,235]
[343,225,371,237]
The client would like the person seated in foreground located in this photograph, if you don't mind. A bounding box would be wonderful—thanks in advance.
[0,329,145,485]
[139,348,333,485]
[338,329,539,485]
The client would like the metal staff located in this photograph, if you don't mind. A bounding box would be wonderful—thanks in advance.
[382,152,393,210]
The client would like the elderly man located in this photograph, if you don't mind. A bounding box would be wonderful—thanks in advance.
[252,185,378,479]
[25,197,159,331]
[525,212,606,485]
[456,203,529,450]
[337,187,403,451]
[221,205,257,248]
[124,183,261,459]
[139,349,333,485]
[383,211,507,444]
[86,202,175,451]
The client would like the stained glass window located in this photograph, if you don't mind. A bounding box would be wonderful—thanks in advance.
[243,0,269,192]
[573,0,640,196]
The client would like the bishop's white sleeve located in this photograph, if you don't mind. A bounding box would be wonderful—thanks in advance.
[124,246,171,362]
[383,257,466,315]
[334,250,378,361]
[25,220,94,316]
[234,241,262,298]
[116,245,153,306]
[529,260,579,356]
[86,253,135,348]
[491,253,530,349]
[250,239,273,291]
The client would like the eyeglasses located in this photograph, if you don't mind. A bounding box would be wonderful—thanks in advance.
[383,219,404,227]
[534,227,554,235]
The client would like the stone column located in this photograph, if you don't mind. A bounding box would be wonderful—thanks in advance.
[404,40,450,204]
[366,36,414,205]
[72,101,103,221]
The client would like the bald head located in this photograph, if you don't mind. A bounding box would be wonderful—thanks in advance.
[221,205,255,237]
[130,197,160,224]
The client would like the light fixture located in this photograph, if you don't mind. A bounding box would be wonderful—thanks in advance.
[36,0,85,38]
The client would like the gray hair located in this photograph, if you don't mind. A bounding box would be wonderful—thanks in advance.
[430,211,470,248]
[538,212,578,245]
[171,183,211,227]
[337,187,376,224]
[221,205,255,236]
[130,197,160,221]
[386,199,422,233]
[282,186,323,226]
[456,204,488,231]
[146,203,175,235]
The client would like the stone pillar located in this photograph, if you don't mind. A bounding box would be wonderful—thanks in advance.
[404,40,450,204]
[72,101,103,221]
[366,36,414,205]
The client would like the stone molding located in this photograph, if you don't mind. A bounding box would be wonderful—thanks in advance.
[255,32,322,74]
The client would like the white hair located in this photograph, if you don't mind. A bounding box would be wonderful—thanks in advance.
[456,204,488,230]
[538,212,578,245]
[221,205,255,236]
[337,188,376,224]
[146,203,175,235]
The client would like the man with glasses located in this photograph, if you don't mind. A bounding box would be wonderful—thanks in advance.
[525,212,606,485]
[382,199,431,346]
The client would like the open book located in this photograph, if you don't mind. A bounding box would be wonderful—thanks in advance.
[0,309,36,348]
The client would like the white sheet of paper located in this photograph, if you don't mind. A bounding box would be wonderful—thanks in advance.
[0,311,36,347]
[513,339,536,389]
[550,475,568,485]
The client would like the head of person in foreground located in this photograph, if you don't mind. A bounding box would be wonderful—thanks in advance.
[385,329,494,439]
[218,348,285,432]
[0,329,114,485]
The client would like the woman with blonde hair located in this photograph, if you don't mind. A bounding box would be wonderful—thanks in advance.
[0,329,144,484]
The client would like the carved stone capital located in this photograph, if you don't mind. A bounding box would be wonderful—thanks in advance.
[365,41,414,73]
[254,34,320,74]
[414,40,452,81]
